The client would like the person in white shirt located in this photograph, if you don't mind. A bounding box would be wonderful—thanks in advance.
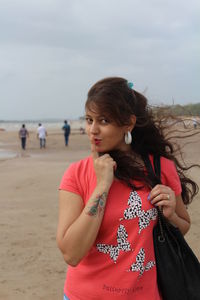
[37,123,47,148]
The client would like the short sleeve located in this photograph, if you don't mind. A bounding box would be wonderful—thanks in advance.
[160,157,182,196]
[59,162,84,197]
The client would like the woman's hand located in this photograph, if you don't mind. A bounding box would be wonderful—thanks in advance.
[91,144,117,191]
[148,184,176,220]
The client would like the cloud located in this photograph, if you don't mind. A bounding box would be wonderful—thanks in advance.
[0,0,199,119]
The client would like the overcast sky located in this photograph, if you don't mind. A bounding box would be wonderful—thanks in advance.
[0,0,199,120]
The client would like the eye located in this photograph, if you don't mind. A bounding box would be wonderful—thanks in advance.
[100,118,109,124]
[85,117,93,124]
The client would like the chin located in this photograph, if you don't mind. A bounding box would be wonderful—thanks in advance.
[98,147,114,154]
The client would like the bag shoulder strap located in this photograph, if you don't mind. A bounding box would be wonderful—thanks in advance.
[153,155,161,181]
[143,154,166,236]
[143,154,161,186]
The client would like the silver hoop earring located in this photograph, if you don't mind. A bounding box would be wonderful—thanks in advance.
[125,131,132,145]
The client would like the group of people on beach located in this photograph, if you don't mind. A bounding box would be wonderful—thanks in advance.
[18,123,48,150]
[18,120,71,150]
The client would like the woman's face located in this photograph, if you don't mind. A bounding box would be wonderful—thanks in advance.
[85,108,132,153]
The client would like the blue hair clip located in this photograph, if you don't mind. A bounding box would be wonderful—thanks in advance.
[127,82,134,89]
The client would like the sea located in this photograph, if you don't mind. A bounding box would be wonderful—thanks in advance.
[0,119,85,131]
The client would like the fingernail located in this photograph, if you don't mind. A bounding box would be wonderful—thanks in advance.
[147,193,151,201]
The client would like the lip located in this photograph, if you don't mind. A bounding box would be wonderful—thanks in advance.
[92,138,102,145]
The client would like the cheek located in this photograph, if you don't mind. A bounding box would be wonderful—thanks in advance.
[114,130,124,140]
[108,132,124,145]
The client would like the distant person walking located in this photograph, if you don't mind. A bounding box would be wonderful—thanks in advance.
[62,120,71,146]
[19,124,29,150]
[193,118,197,129]
[37,123,47,149]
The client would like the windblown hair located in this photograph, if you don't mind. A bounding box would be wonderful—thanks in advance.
[85,77,199,205]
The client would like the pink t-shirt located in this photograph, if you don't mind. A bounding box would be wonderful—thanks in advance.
[59,156,181,300]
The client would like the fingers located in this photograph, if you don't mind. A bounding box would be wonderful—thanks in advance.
[148,184,174,205]
[90,143,116,164]
[148,184,177,220]
[91,144,117,170]
[91,143,99,160]
[153,200,172,208]
[150,193,171,205]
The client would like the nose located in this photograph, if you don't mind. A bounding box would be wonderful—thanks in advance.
[90,121,99,134]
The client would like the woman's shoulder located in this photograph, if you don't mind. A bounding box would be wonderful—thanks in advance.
[69,155,92,170]
[65,155,94,178]
[160,155,177,169]
[149,154,176,168]
[149,154,181,194]
[59,156,94,193]
[149,154,179,177]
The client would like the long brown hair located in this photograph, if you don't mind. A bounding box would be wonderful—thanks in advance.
[85,77,199,205]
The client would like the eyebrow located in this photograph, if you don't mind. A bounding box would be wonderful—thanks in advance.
[85,114,109,119]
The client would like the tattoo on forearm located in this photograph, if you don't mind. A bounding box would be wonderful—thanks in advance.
[86,192,107,217]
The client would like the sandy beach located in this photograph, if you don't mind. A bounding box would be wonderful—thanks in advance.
[0,127,200,300]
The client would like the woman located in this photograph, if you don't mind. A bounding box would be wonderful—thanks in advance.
[57,77,198,300]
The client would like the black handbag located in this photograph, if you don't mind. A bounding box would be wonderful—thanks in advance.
[144,154,200,300]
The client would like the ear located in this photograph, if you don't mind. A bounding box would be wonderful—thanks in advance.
[126,115,136,132]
